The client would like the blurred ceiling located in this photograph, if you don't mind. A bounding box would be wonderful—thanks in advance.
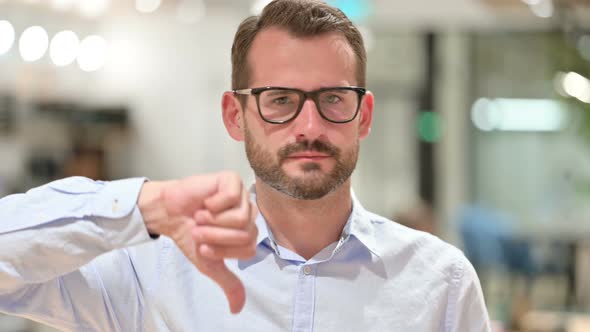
[206,0,590,30]
[1,0,589,30]
[366,0,589,29]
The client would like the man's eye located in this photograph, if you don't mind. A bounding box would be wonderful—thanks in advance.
[273,96,291,105]
[324,94,341,103]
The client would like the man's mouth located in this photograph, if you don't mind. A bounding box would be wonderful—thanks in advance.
[286,152,331,160]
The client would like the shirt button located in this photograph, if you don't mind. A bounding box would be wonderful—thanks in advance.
[303,265,312,275]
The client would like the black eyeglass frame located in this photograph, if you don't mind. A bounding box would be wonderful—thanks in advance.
[233,86,367,124]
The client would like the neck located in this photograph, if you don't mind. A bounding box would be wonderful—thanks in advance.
[255,179,353,260]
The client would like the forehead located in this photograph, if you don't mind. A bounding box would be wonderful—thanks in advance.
[247,27,357,89]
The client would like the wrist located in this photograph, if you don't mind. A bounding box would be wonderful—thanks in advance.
[138,181,170,239]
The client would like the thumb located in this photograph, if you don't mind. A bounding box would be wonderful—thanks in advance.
[197,252,246,314]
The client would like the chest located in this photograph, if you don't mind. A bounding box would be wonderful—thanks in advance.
[140,251,450,332]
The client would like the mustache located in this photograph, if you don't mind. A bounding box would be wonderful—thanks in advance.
[277,140,340,162]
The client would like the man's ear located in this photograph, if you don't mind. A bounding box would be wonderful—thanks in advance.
[358,91,374,140]
[222,91,245,141]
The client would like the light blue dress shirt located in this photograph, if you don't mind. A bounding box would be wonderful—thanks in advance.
[0,176,491,331]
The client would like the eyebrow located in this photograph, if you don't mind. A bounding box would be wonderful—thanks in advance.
[265,90,297,96]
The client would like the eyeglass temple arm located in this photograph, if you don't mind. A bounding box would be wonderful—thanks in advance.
[233,89,253,95]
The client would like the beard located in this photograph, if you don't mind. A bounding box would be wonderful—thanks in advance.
[244,126,359,200]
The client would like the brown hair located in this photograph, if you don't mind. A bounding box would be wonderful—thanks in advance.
[231,0,366,91]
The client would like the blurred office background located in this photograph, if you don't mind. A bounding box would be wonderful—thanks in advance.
[1,0,590,331]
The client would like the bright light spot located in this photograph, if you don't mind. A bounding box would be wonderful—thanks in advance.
[357,25,374,53]
[19,26,49,62]
[50,30,79,66]
[553,72,568,97]
[562,72,590,103]
[77,35,107,72]
[577,35,590,61]
[78,0,110,18]
[529,0,553,18]
[250,0,272,15]
[494,99,565,131]
[136,0,161,13]
[51,0,76,11]
[521,0,542,5]
[471,98,567,132]
[0,20,15,56]
[471,98,494,131]
[176,0,206,24]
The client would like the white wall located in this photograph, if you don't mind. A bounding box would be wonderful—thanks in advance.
[95,7,252,181]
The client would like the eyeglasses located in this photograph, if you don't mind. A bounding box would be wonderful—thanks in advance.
[233,86,366,124]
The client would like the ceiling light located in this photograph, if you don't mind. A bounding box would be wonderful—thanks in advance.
[78,0,110,18]
[136,0,161,13]
[0,20,15,56]
[50,30,80,66]
[19,26,49,62]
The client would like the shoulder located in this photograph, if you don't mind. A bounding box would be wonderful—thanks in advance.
[365,211,472,285]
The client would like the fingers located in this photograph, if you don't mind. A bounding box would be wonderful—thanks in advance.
[192,224,257,247]
[204,172,244,214]
[192,204,258,260]
[196,258,246,314]
[198,190,254,229]
[160,171,255,315]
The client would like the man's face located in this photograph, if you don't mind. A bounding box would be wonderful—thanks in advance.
[238,27,372,200]
[244,123,358,200]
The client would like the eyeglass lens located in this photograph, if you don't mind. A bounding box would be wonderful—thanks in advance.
[258,88,358,123]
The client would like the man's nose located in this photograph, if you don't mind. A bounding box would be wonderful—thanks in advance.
[292,99,326,141]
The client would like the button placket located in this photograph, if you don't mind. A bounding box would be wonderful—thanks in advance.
[292,264,316,332]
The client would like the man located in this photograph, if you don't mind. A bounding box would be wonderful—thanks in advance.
[0,0,491,331]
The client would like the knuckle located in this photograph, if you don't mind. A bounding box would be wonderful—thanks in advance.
[226,191,241,203]
[235,214,249,228]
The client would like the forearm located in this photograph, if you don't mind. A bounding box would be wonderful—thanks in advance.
[0,177,152,290]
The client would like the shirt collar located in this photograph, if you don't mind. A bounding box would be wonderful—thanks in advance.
[249,185,381,258]
[250,186,269,245]
[343,190,380,257]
